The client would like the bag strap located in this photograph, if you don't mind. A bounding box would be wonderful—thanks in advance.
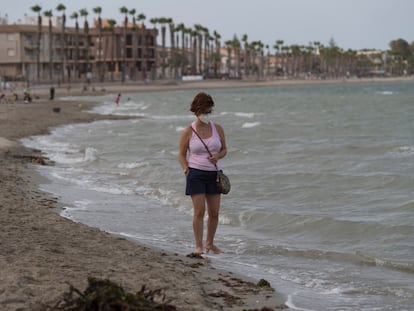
[191,126,219,171]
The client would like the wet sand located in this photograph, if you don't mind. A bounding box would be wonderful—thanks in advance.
[0,80,290,310]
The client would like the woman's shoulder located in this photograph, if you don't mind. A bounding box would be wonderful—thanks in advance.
[212,121,224,133]
[183,123,194,135]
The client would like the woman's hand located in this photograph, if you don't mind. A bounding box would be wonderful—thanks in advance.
[208,155,218,164]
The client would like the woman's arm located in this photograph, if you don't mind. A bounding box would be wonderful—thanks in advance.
[178,126,191,175]
[214,123,227,160]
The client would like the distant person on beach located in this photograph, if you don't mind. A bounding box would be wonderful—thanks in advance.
[115,93,121,106]
[50,86,55,100]
[178,92,227,254]
[23,88,31,104]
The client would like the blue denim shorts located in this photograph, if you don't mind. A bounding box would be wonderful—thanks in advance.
[185,167,219,195]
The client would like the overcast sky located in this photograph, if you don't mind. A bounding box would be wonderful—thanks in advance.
[2,0,413,51]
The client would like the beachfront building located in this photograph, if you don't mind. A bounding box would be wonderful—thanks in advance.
[0,17,158,85]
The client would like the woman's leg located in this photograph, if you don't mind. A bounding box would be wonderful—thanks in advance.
[191,193,206,254]
[205,194,223,253]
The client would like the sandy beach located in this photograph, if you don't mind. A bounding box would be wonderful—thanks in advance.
[0,79,294,311]
[0,76,411,310]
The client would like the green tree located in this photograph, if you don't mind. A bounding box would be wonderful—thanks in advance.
[389,39,412,75]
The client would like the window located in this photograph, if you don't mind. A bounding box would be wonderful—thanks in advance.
[7,48,16,56]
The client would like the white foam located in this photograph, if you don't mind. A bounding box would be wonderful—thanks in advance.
[235,112,255,118]
[242,122,261,128]
[388,146,414,158]
[117,162,145,169]
[286,295,316,311]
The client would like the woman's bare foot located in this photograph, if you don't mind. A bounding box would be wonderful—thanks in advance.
[205,245,223,254]
[196,247,204,254]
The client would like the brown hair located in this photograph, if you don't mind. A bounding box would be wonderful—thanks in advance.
[190,92,214,115]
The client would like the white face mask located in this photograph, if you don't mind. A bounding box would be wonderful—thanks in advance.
[199,113,211,124]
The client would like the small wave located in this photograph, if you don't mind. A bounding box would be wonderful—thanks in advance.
[117,162,146,169]
[235,112,255,118]
[387,145,414,157]
[252,245,414,274]
[377,91,395,95]
[242,122,261,128]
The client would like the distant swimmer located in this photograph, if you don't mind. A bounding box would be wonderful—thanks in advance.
[115,93,121,106]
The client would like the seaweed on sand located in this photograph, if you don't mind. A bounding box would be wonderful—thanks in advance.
[53,277,176,310]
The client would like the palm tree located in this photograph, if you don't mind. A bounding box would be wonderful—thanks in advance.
[168,19,177,79]
[31,5,42,82]
[93,7,103,82]
[213,30,221,77]
[273,39,284,76]
[136,13,146,80]
[190,29,198,75]
[242,34,249,77]
[257,41,265,79]
[79,8,89,82]
[232,35,241,78]
[202,26,210,76]
[175,23,186,76]
[120,6,129,82]
[185,27,193,74]
[224,39,233,77]
[56,4,66,84]
[158,17,170,78]
[106,19,117,82]
[194,24,204,74]
[70,12,79,80]
[129,9,137,80]
[43,10,53,81]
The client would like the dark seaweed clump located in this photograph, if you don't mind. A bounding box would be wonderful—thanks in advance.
[53,277,176,310]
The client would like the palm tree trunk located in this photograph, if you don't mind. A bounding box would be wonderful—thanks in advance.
[98,17,103,82]
[169,23,176,79]
[161,25,166,78]
[132,18,137,81]
[75,23,79,80]
[111,29,115,82]
[37,16,41,82]
[122,16,127,82]
[84,21,90,83]
[48,19,53,81]
[60,14,66,84]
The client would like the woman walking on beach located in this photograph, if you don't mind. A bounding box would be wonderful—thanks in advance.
[178,92,227,254]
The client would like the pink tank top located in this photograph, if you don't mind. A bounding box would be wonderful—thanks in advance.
[188,121,222,171]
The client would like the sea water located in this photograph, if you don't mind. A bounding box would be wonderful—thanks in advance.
[22,81,414,310]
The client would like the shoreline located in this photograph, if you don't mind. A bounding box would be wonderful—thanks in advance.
[0,80,291,310]
[3,75,412,100]
[1,77,412,310]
